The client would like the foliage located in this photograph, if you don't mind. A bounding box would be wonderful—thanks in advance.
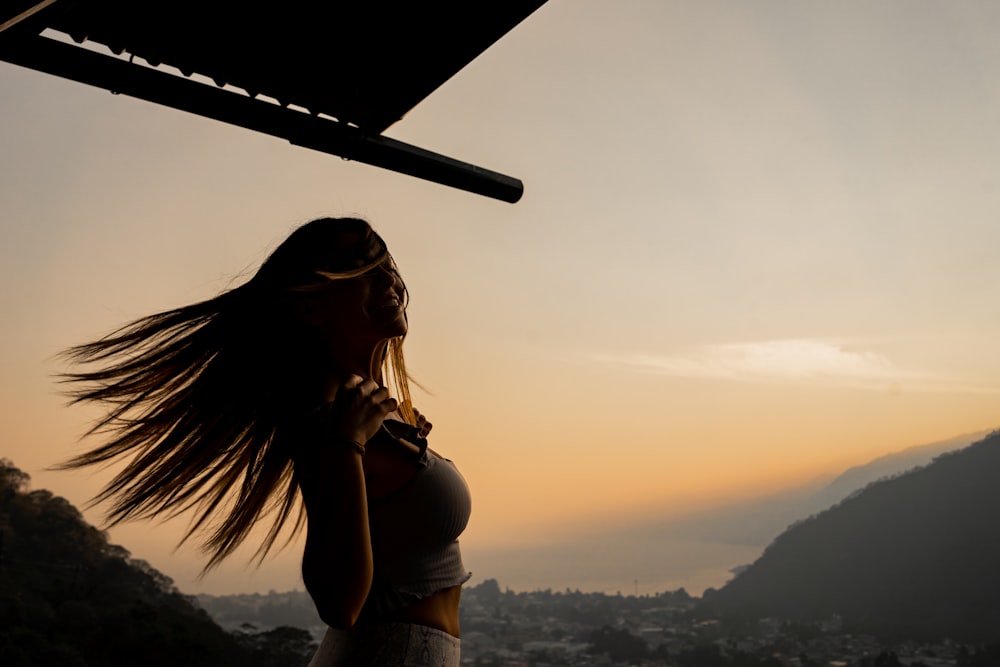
[0,458,317,666]
[585,625,648,663]
[671,643,784,667]
[957,643,1000,667]
[703,432,1000,642]
[234,625,317,667]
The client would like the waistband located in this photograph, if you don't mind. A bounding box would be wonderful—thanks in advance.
[309,622,460,667]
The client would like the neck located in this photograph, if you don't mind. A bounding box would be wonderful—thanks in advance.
[323,338,388,384]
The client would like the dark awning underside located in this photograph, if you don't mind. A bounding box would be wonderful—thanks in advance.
[1,1,548,202]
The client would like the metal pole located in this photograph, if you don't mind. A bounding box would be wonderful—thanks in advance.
[0,33,525,203]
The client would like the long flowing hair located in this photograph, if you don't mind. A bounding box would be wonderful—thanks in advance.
[57,217,415,571]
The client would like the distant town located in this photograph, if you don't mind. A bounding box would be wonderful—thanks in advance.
[5,430,999,665]
[197,579,999,667]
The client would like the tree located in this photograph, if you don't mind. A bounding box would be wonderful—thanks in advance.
[0,458,292,666]
[586,625,648,663]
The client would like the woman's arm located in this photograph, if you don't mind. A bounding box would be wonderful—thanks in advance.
[297,444,372,628]
[295,375,396,628]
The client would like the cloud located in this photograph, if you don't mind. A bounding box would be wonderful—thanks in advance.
[594,339,996,392]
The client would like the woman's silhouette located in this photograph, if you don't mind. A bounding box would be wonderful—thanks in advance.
[60,217,471,665]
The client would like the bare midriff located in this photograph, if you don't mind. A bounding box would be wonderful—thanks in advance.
[373,585,462,638]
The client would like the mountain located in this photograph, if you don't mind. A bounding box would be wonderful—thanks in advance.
[687,429,993,548]
[0,459,315,667]
[704,430,1000,643]
[465,430,991,595]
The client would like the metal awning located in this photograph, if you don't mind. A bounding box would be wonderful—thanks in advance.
[0,1,548,202]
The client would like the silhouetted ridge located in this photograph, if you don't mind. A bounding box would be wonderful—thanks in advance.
[704,431,1000,642]
[0,459,314,666]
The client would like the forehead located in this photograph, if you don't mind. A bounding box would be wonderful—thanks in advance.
[329,228,388,269]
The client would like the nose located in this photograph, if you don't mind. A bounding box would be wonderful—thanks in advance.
[380,265,404,296]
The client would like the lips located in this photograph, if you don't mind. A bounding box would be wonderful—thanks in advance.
[374,298,403,314]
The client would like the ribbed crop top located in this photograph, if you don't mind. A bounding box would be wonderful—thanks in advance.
[359,420,472,619]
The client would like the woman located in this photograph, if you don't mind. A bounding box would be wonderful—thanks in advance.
[59,217,472,666]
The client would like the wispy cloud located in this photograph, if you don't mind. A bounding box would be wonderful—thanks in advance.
[594,339,997,393]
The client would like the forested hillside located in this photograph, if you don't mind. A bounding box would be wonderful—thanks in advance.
[0,459,315,666]
[705,431,1000,642]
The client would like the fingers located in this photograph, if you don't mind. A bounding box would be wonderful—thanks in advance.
[414,408,433,436]
[340,375,396,412]
[318,376,399,446]
[342,374,365,390]
[343,375,380,397]
[368,383,397,412]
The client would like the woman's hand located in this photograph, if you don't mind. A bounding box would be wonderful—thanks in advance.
[316,375,398,447]
[414,407,433,438]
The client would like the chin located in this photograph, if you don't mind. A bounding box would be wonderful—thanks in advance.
[380,316,408,339]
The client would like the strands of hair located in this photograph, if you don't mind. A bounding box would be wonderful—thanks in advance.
[56,217,415,572]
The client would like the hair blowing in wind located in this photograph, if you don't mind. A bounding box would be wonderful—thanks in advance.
[56,218,415,572]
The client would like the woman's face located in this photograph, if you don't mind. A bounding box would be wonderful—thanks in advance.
[351,259,408,340]
[300,233,408,346]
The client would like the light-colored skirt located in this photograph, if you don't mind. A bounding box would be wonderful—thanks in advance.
[308,622,460,667]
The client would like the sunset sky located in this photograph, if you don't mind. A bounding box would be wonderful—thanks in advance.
[3,1,999,596]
